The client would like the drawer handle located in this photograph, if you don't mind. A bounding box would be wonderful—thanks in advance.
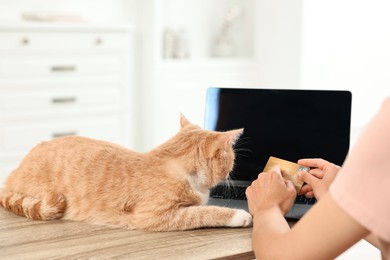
[52,131,77,138]
[21,37,30,46]
[52,97,77,104]
[95,37,103,45]
[50,65,76,72]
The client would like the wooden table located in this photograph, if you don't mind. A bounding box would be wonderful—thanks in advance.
[0,207,255,260]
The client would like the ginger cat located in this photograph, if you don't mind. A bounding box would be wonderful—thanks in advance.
[0,114,252,231]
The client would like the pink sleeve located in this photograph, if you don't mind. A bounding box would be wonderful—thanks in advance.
[330,97,390,242]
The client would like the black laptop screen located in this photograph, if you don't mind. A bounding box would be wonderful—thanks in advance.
[204,88,352,182]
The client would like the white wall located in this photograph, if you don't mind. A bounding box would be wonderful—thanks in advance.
[136,0,304,151]
[1,0,388,149]
[255,0,303,88]
[301,0,390,145]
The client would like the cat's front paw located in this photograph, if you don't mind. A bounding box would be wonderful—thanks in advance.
[229,209,252,227]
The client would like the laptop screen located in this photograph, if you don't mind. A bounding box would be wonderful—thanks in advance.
[204,88,352,182]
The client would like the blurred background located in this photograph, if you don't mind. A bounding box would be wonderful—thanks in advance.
[1,0,390,149]
[0,0,388,257]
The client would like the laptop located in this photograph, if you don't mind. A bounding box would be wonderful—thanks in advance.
[204,87,352,219]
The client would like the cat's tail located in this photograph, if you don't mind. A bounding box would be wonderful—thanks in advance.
[0,191,66,220]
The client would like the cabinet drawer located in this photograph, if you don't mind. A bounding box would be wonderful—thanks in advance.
[0,117,124,154]
[1,87,122,112]
[0,55,122,77]
[0,31,130,51]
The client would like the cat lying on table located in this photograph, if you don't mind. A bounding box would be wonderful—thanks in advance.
[0,114,252,231]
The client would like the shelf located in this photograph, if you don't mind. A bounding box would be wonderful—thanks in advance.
[157,57,257,70]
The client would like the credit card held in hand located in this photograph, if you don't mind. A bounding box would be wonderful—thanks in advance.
[263,156,310,193]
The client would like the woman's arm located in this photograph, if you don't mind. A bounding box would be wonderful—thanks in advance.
[365,233,380,248]
[250,192,370,259]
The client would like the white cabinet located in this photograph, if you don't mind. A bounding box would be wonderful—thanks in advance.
[0,23,135,186]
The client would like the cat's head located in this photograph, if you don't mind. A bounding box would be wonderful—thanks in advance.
[175,114,243,188]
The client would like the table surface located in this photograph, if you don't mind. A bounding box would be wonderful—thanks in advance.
[0,207,256,260]
[2,206,377,260]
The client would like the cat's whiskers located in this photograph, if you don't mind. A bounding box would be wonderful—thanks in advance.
[224,137,253,195]
[233,137,251,149]
[225,175,233,189]
[232,137,253,164]
[232,138,252,158]
[233,148,253,154]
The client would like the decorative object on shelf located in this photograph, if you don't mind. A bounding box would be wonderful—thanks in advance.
[175,28,190,59]
[211,4,243,57]
[163,27,177,59]
[163,27,190,59]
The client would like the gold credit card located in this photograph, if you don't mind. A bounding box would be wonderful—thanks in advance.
[263,156,310,193]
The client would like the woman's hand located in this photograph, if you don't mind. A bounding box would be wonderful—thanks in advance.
[246,165,297,217]
[297,158,341,200]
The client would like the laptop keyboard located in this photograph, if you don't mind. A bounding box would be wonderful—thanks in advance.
[210,185,317,205]
[210,185,248,200]
[294,194,317,205]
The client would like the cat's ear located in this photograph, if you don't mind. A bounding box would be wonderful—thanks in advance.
[221,128,244,148]
[180,113,191,128]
